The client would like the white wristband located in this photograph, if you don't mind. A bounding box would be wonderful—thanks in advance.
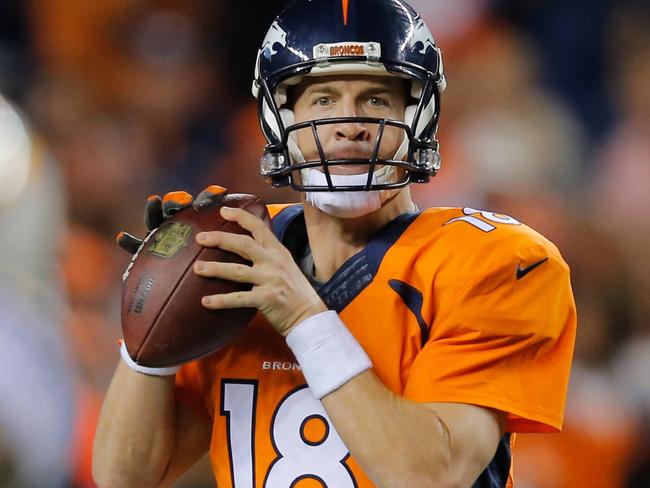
[120,342,181,377]
[286,311,372,399]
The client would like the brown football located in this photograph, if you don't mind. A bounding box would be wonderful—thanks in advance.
[121,193,269,367]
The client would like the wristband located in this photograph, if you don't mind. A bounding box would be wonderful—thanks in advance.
[120,342,181,377]
[286,311,372,399]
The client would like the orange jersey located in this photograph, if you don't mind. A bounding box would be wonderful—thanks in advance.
[176,204,576,488]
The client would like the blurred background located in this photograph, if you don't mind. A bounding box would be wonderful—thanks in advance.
[0,0,648,486]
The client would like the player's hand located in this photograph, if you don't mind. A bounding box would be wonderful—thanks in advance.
[193,205,328,336]
[116,186,227,254]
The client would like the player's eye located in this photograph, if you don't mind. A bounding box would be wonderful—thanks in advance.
[314,97,333,107]
[368,96,389,108]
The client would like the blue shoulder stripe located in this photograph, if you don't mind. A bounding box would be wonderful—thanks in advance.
[271,205,421,312]
[319,211,420,312]
[271,204,304,242]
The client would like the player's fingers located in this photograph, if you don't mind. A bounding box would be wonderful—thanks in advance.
[144,195,164,231]
[194,185,227,210]
[201,290,256,310]
[196,231,265,262]
[162,191,194,219]
[194,261,262,285]
[220,206,275,244]
[116,231,143,254]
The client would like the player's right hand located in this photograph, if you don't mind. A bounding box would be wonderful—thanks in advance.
[116,185,227,254]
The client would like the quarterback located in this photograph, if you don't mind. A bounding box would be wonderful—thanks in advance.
[93,0,576,487]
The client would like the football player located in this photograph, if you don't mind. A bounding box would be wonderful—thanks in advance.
[93,1,576,487]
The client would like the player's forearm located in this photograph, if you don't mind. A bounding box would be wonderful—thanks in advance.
[321,370,457,488]
[93,361,177,488]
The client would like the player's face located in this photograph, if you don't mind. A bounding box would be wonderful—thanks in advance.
[291,75,407,175]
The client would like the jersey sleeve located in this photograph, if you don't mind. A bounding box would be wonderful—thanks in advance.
[403,244,576,433]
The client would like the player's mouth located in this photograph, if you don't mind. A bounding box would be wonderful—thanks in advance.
[327,147,384,174]
[309,162,387,176]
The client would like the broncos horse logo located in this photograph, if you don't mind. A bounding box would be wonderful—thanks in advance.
[262,21,288,58]
[410,19,435,55]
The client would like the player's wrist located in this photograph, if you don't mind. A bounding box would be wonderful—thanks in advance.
[282,300,329,337]
[120,341,181,377]
[286,310,372,399]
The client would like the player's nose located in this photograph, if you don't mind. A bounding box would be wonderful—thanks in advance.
[334,121,370,142]
[334,104,369,142]
[330,96,371,141]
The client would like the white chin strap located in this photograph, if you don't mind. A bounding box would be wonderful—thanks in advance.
[303,166,396,219]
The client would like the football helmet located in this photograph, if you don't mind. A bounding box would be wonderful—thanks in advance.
[252,0,446,192]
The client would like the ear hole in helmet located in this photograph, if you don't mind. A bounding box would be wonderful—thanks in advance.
[276,76,304,109]
[279,108,306,163]
[404,79,435,138]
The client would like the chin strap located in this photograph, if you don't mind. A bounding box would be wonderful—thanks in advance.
[302,168,403,219]
[299,162,397,191]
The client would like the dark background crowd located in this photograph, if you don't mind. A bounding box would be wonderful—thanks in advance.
[0,0,648,486]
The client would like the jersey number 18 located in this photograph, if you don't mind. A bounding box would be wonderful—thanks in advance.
[221,381,358,487]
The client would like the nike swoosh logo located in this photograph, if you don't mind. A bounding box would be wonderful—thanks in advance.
[516,257,549,280]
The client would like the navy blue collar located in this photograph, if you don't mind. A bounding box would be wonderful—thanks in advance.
[272,205,420,312]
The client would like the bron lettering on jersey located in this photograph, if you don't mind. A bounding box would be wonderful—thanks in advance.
[262,360,302,371]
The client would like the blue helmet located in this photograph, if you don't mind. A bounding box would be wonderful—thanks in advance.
[252,0,446,191]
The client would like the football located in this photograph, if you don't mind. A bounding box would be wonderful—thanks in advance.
[121,193,270,367]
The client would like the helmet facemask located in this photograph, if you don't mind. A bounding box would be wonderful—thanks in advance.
[256,60,443,192]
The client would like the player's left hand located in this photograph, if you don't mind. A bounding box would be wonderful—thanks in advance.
[193,205,327,337]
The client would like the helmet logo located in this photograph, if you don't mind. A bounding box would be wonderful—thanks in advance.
[330,44,365,56]
[410,19,435,54]
[313,42,381,61]
[262,21,288,58]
